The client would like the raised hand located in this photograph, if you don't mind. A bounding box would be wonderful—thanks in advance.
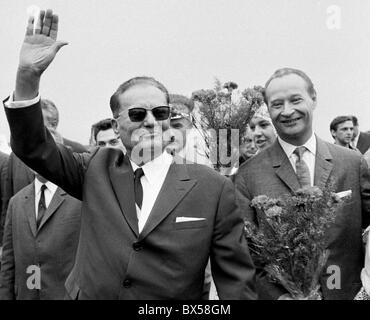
[19,9,68,76]
[15,9,68,101]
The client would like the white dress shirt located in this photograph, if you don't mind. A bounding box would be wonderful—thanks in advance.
[34,178,58,218]
[130,151,173,233]
[278,134,317,187]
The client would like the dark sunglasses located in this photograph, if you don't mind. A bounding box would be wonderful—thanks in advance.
[128,106,170,122]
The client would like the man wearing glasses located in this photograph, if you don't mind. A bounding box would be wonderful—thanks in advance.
[3,9,256,300]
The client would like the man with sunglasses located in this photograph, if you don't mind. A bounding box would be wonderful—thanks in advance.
[3,9,256,300]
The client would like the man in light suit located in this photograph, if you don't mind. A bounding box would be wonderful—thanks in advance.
[0,134,81,299]
[4,9,256,300]
[235,67,370,300]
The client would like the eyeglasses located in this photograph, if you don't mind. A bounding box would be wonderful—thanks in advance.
[121,106,171,122]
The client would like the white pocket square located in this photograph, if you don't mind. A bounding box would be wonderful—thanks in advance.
[176,217,206,223]
[336,190,352,199]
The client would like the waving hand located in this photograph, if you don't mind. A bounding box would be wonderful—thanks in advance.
[15,9,68,100]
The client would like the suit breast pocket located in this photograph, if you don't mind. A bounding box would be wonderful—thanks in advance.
[172,219,208,230]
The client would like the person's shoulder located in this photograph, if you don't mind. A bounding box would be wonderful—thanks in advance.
[324,140,362,160]
[321,140,363,169]
[9,182,34,203]
[59,189,82,207]
[361,131,370,139]
[237,146,272,175]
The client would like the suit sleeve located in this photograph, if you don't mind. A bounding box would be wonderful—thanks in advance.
[210,178,257,300]
[234,171,288,300]
[4,100,95,200]
[0,200,15,300]
[360,157,370,228]
[0,153,9,245]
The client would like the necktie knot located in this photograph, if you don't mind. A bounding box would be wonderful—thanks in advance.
[293,146,307,160]
[134,168,144,180]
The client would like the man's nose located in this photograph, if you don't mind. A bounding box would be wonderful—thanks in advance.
[143,110,156,127]
[281,102,295,116]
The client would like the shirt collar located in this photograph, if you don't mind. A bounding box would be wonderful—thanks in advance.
[130,152,173,185]
[34,178,58,195]
[278,133,317,158]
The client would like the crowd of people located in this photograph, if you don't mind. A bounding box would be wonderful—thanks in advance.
[0,8,369,300]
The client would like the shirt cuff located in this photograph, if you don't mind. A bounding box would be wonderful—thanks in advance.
[4,92,41,108]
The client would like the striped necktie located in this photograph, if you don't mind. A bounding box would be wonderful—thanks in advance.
[293,146,311,187]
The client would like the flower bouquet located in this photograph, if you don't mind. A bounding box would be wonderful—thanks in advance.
[191,79,264,173]
[245,186,348,299]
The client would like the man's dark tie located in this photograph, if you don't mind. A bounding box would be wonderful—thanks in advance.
[134,168,144,209]
[36,184,47,229]
[293,146,311,187]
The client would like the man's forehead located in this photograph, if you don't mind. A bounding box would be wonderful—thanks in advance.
[266,74,310,100]
[117,84,167,107]
[338,121,354,129]
[97,128,116,141]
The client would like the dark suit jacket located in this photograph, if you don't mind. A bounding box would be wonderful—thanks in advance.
[4,101,256,300]
[0,183,81,300]
[357,131,370,154]
[235,137,370,300]
[0,151,9,244]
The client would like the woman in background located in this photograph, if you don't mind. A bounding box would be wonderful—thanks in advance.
[249,104,277,152]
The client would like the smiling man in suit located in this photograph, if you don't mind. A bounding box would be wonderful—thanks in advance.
[3,9,256,300]
[235,67,370,300]
[0,132,81,300]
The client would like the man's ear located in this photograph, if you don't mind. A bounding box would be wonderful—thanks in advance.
[331,130,336,139]
[111,118,119,134]
[311,94,317,110]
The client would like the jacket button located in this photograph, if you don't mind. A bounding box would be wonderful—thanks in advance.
[123,279,132,288]
[132,242,143,251]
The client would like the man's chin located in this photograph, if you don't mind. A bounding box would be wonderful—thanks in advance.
[130,140,166,162]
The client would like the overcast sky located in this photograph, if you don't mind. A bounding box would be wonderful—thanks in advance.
[1,0,370,144]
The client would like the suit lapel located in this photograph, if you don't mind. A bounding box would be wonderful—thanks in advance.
[314,137,334,189]
[139,163,197,240]
[270,141,301,193]
[23,183,37,237]
[37,187,65,232]
[357,132,364,151]
[109,155,139,237]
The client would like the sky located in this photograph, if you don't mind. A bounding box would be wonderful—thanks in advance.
[1,0,370,145]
